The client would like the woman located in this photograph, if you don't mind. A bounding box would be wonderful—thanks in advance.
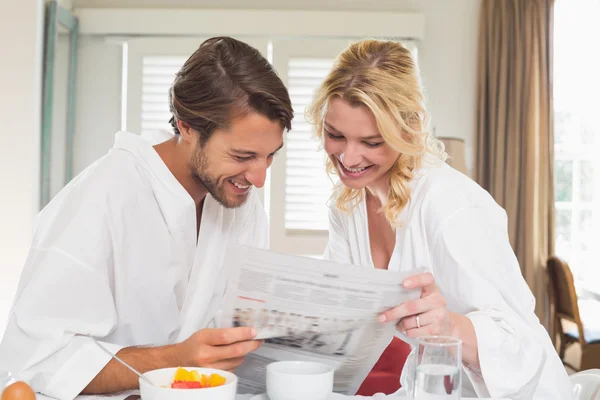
[307,40,572,399]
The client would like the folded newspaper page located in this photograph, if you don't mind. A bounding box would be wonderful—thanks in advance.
[219,245,423,396]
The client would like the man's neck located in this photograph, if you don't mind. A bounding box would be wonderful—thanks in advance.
[153,137,207,207]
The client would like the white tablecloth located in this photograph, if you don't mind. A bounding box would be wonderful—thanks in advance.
[236,395,507,400]
[36,392,509,400]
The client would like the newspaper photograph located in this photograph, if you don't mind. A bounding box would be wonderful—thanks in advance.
[219,244,423,395]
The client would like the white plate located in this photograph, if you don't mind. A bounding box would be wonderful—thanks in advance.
[249,395,269,400]
[249,395,268,400]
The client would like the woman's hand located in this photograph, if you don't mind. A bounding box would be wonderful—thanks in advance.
[378,272,457,337]
[379,272,480,367]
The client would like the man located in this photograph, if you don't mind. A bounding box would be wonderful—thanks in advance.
[0,37,293,400]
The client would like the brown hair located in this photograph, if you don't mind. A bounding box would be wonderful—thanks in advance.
[169,37,293,143]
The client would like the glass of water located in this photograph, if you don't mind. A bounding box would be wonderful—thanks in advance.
[1,371,16,395]
[413,336,462,399]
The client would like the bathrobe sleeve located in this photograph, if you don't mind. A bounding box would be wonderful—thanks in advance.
[430,206,550,399]
[0,189,123,400]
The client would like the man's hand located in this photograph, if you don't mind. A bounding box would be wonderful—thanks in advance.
[178,327,263,371]
[83,327,262,395]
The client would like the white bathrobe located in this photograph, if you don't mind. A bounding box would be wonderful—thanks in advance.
[324,158,573,400]
[0,132,268,400]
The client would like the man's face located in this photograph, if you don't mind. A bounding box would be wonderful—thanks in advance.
[189,112,284,208]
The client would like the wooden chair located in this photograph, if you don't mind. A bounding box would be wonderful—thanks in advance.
[547,256,600,371]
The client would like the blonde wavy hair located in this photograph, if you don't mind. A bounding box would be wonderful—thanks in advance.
[306,39,446,227]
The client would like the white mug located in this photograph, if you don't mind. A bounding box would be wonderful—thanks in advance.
[266,361,334,400]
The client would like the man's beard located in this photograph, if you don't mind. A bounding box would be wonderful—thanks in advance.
[189,146,249,209]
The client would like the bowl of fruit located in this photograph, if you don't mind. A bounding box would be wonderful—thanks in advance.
[140,367,237,400]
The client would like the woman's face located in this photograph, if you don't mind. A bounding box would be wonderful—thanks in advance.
[323,97,399,191]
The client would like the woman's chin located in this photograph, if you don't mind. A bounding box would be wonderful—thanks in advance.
[339,176,369,190]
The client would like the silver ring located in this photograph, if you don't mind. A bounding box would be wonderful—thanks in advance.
[416,314,421,329]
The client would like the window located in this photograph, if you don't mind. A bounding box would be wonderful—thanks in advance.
[125,37,419,256]
[269,39,357,255]
[553,0,600,286]
[269,39,419,255]
[282,43,419,233]
[141,56,187,137]
[125,37,269,206]
[284,58,336,231]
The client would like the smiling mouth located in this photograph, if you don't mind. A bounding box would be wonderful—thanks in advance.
[336,158,373,177]
[228,179,251,194]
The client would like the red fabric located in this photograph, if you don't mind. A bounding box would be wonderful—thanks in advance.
[356,337,411,396]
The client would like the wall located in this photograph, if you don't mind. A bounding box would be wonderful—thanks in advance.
[58,0,74,9]
[414,0,481,173]
[68,1,481,261]
[0,0,77,336]
[70,0,481,174]
[49,33,70,199]
[0,0,44,335]
[72,38,122,174]
[0,0,480,335]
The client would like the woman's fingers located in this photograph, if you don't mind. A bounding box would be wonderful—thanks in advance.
[404,273,444,298]
[379,290,446,322]
[396,307,447,332]
[402,273,435,289]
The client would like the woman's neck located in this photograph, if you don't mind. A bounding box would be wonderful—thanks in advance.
[365,178,389,210]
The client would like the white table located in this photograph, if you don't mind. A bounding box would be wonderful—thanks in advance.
[37,392,509,400]
[237,395,509,400]
[237,396,497,400]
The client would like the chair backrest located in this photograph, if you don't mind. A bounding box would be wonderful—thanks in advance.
[547,256,585,342]
[571,369,600,400]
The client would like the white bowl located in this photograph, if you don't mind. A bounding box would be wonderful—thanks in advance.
[139,367,237,400]
[266,361,334,400]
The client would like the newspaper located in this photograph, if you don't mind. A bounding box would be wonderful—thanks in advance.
[219,245,423,396]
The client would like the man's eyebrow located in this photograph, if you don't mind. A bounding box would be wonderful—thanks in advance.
[231,149,257,156]
[271,142,284,155]
[324,122,382,140]
[231,142,284,156]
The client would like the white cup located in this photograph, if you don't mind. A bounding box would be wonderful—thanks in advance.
[266,361,334,400]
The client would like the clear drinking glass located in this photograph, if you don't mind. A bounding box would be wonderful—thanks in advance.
[0,371,16,395]
[413,336,462,399]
